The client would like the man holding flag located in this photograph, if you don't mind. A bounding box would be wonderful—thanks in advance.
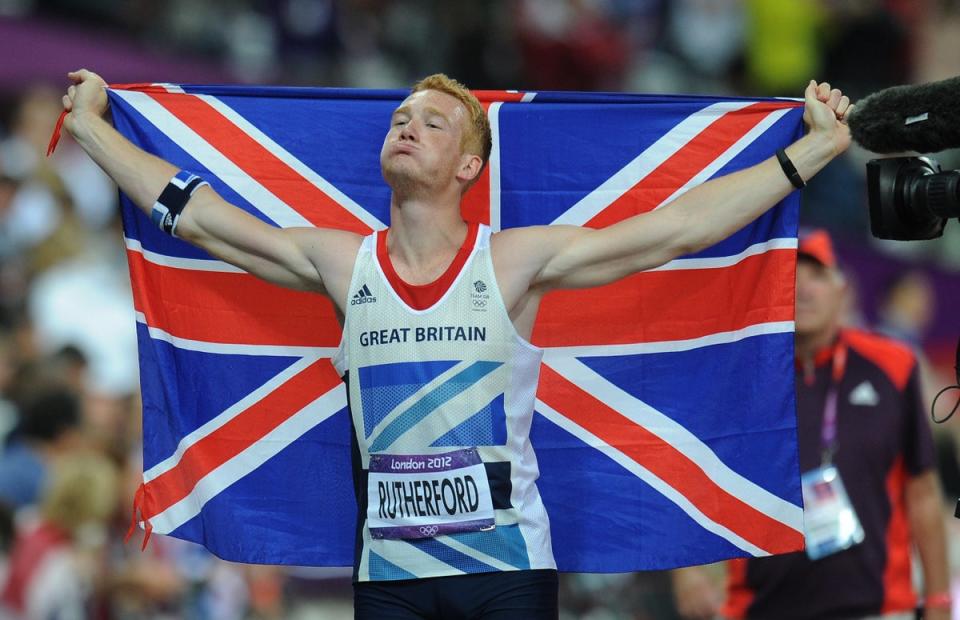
[60,69,851,618]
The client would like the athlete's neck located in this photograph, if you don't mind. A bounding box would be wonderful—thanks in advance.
[387,192,469,284]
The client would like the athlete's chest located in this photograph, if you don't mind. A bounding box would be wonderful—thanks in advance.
[347,257,501,333]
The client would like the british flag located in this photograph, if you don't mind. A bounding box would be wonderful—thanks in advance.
[110,83,806,570]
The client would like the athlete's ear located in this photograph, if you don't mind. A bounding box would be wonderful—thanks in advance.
[457,153,483,185]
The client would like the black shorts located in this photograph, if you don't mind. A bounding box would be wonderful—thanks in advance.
[353,569,559,620]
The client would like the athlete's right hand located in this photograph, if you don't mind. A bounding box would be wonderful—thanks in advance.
[62,69,109,135]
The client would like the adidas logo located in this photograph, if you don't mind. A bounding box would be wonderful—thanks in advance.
[849,380,879,407]
[350,283,377,306]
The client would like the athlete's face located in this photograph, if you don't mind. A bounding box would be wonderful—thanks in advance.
[795,258,846,337]
[380,90,476,193]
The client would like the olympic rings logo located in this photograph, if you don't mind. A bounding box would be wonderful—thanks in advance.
[419,525,440,537]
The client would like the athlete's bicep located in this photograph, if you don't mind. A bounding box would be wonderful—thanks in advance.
[172,188,323,288]
[180,190,362,299]
[532,208,691,290]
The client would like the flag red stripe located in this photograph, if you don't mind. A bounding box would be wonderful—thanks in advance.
[537,364,804,554]
[461,165,491,225]
[128,250,341,347]
[471,90,528,103]
[146,92,374,234]
[140,359,342,520]
[459,101,494,225]
[532,248,795,347]
[586,102,801,229]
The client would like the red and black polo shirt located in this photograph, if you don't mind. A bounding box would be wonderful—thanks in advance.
[723,328,935,620]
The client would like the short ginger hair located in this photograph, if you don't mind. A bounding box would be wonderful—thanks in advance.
[411,74,492,167]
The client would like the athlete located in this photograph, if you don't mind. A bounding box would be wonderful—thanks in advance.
[61,69,852,619]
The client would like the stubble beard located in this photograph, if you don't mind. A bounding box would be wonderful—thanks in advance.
[382,157,440,199]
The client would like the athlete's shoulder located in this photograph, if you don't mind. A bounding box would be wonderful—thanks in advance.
[289,226,366,267]
[842,328,916,391]
[290,225,367,245]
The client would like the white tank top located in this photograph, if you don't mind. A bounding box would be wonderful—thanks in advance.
[334,223,555,581]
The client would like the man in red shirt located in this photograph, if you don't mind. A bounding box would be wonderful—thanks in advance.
[672,230,951,620]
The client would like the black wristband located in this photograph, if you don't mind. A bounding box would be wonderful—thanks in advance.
[776,149,805,189]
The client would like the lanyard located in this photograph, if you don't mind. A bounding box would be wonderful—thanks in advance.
[820,341,847,466]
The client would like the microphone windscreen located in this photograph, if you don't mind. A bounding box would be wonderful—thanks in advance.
[848,75,960,153]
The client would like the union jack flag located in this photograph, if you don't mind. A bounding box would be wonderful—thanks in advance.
[111,83,806,570]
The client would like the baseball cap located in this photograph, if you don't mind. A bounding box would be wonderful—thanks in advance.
[797,229,837,268]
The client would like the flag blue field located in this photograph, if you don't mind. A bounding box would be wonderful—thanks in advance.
[111,83,806,570]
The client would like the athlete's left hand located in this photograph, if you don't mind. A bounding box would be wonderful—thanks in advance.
[803,80,853,157]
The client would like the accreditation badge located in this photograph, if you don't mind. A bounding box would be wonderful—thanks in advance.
[800,465,865,560]
[367,448,496,540]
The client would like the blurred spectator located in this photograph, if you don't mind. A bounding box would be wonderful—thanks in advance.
[45,345,88,398]
[0,451,118,620]
[268,0,340,85]
[0,173,22,259]
[665,0,745,87]
[743,0,824,95]
[284,567,354,619]
[0,503,12,591]
[0,333,17,446]
[0,383,82,511]
[26,251,139,398]
[1,85,116,233]
[0,82,137,404]
[821,1,920,100]
[440,3,522,89]
[104,451,253,619]
[562,571,682,620]
[0,172,62,269]
[515,0,631,91]
[876,270,936,350]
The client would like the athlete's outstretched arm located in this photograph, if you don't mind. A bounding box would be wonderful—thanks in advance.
[502,81,852,292]
[62,69,359,301]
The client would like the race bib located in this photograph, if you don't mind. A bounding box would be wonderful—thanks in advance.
[367,448,496,540]
[801,465,864,560]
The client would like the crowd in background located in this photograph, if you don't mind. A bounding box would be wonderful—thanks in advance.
[0,0,959,618]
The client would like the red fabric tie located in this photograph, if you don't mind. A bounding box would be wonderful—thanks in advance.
[125,482,154,551]
[46,110,68,157]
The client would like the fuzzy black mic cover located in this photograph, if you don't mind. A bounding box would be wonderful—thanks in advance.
[848,76,960,153]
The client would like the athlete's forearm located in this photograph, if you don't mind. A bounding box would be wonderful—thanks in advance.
[905,471,950,598]
[68,109,328,290]
[663,132,836,254]
[68,110,180,216]
[531,133,838,289]
[550,132,836,283]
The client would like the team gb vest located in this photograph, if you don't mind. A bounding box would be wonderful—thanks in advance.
[333,223,555,582]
